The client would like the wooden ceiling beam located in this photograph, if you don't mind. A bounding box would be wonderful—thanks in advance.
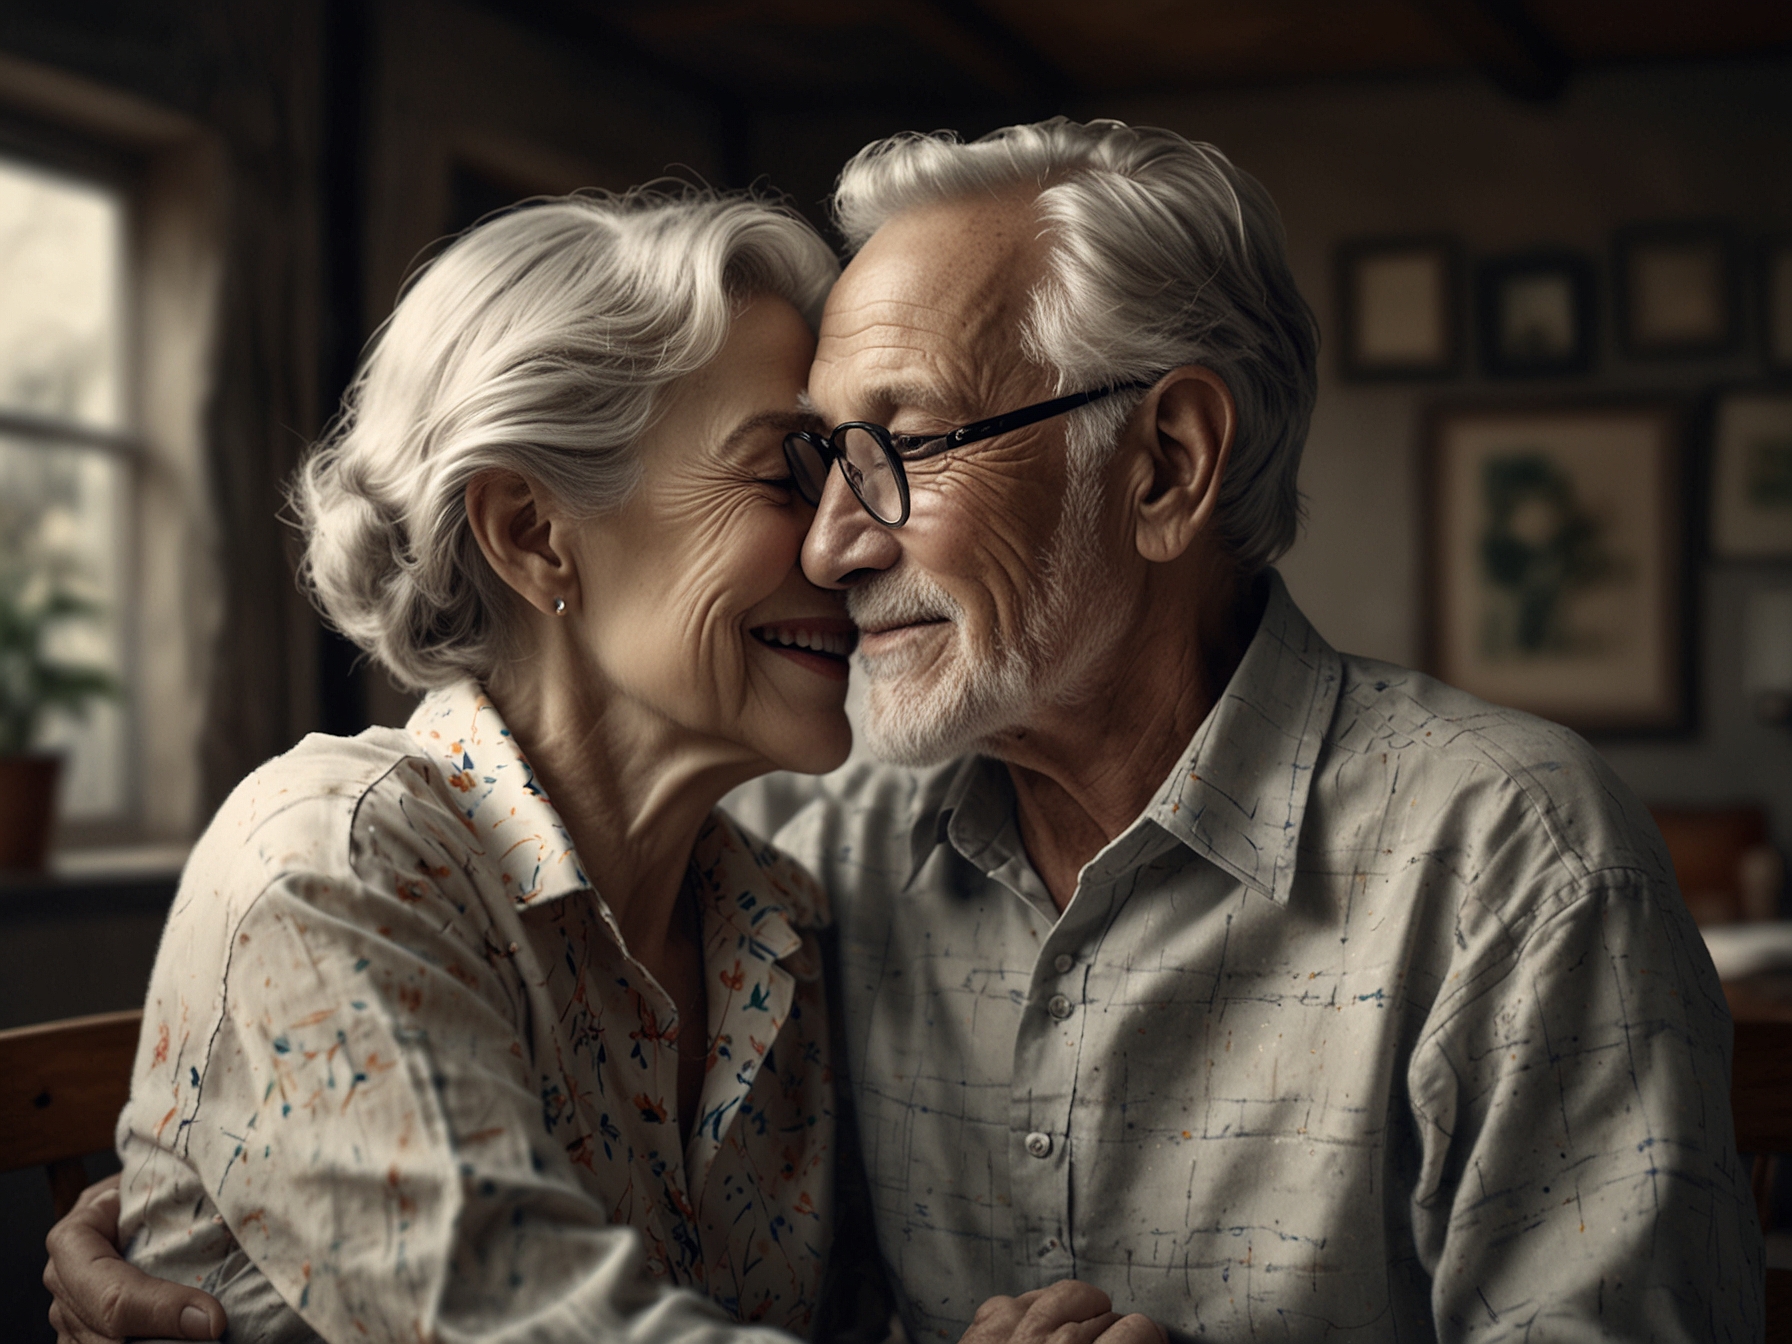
[913,0,1076,112]
[1410,0,1571,100]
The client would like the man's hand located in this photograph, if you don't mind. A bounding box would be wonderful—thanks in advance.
[44,1175,226,1343]
[959,1281,1168,1344]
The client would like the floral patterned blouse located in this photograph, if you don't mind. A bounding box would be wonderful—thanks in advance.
[116,680,834,1344]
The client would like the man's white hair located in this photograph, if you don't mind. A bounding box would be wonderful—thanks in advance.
[293,187,839,691]
[832,118,1319,574]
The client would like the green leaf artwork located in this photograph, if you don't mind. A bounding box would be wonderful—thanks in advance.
[1478,452,1622,659]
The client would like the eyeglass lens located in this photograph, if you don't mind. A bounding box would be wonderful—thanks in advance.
[838,426,903,522]
[785,434,831,505]
[785,428,906,524]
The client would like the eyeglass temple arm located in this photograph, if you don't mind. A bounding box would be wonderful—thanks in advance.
[898,382,1153,461]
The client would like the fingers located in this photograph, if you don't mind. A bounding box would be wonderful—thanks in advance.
[962,1281,1118,1344]
[1047,1311,1122,1344]
[960,1285,1165,1344]
[1095,1314,1169,1344]
[1018,1280,1114,1344]
[43,1184,225,1342]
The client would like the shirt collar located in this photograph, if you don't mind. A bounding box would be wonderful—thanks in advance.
[902,570,1342,908]
[408,683,819,963]
[407,680,591,908]
[1147,570,1342,905]
[692,809,812,975]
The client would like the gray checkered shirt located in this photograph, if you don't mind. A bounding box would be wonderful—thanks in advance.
[731,572,1762,1343]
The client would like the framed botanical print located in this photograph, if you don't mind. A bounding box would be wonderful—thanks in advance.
[1426,403,1686,732]
[1615,222,1741,358]
[1337,236,1460,380]
[1476,251,1597,377]
[1711,390,1792,559]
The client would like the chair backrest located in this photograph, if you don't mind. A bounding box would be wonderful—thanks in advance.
[0,1008,142,1216]
[1736,1019,1792,1155]
[1733,1018,1792,1340]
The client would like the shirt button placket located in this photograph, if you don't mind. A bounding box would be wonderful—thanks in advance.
[1010,935,1089,1284]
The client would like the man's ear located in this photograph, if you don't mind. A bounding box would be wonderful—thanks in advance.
[464,469,576,617]
[1125,367,1236,565]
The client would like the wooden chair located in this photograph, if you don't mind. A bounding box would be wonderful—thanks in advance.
[1734,1017,1792,1338]
[0,1008,142,1216]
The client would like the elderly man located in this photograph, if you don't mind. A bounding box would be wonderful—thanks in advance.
[753,117,1761,1342]
[48,119,1759,1343]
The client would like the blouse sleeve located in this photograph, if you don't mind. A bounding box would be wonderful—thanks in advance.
[129,855,801,1344]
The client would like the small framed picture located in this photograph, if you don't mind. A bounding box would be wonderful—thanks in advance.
[1615,222,1741,358]
[1337,236,1460,380]
[1426,402,1687,733]
[1476,251,1597,377]
[1712,390,1792,559]
[1764,236,1792,372]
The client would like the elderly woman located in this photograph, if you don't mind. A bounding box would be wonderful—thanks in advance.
[49,189,858,1344]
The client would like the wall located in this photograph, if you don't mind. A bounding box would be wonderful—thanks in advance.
[1103,61,1792,849]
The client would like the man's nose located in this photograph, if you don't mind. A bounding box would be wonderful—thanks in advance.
[801,463,902,589]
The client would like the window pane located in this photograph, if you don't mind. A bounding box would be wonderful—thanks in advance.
[0,435,127,819]
[0,157,122,430]
[0,439,128,820]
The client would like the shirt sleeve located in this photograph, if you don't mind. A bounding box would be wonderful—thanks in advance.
[1406,868,1763,1342]
[165,866,802,1344]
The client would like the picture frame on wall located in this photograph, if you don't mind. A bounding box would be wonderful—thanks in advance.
[1426,403,1686,733]
[1614,222,1740,358]
[1337,236,1460,380]
[1475,251,1597,377]
[1711,390,1792,559]
[1764,235,1792,373]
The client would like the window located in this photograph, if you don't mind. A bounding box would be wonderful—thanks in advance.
[0,58,225,853]
[0,153,132,823]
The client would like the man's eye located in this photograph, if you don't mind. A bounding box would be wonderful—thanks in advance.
[755,475,798,492]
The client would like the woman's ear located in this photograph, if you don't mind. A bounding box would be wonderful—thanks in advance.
[464,470,576,617]
[1125,367,1236,565]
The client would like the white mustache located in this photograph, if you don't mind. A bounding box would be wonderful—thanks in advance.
[846,569,961,630]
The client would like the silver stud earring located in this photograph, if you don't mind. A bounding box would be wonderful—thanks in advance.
[552,597,566,616]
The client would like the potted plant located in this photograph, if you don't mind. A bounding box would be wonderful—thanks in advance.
[0,531,116,872]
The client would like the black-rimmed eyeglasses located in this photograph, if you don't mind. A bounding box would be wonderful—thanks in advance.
[782,382,1149,528]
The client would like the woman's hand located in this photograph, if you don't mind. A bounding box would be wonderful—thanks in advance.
[44,1175,226,1343]
[959,1281,1168,1344]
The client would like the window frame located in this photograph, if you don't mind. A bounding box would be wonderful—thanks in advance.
[0,55,225,853]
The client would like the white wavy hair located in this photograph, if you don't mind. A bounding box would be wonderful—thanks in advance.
[832,118,1318,574]
[292,188,839,691]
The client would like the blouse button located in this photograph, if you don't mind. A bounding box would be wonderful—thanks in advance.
[1047,994,1074,1020]
[1052,953,1074,974]
[1025,1131,1053,1158]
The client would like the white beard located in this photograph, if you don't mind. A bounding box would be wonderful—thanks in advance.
[847,454,1129,768]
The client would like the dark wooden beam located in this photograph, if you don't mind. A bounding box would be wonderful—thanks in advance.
[1411,0,1571,101]
[918,0,1076,115]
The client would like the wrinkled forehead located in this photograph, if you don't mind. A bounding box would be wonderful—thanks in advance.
[811,191,1047,417]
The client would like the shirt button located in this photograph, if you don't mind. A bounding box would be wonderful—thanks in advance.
[1047,993,1074,1020]
[1025,1131,1053,1158]
[1053,953,1074,974]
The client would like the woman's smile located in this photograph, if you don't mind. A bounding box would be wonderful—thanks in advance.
[750,617,858,682]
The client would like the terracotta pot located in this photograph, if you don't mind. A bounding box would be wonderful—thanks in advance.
[0,753,62,873]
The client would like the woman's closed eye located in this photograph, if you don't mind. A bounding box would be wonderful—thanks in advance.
[752,472,801,497]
